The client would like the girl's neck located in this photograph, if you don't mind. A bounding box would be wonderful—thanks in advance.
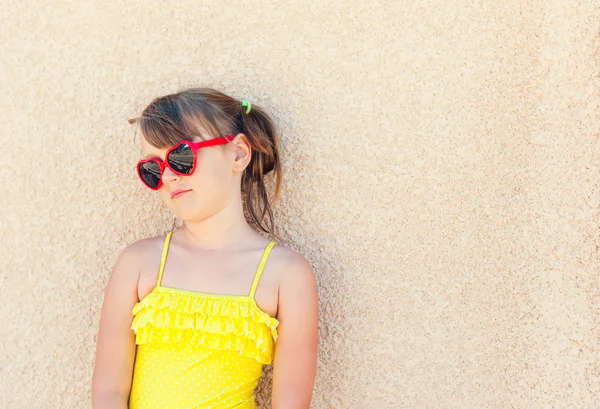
[177,209,256,251]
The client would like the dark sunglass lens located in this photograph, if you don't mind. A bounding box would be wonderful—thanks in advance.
[167,143,194,174]
[139,161,162,188]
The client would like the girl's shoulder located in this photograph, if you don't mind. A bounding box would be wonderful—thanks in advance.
[266,242,315,288]
[105,234,166,304]
[265,242,318,322]
[268,242,309,266]
[120,232,170,272]
[123,231,169,251]
[128,232,167,254]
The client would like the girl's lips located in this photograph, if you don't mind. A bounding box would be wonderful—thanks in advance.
[171,189,191,199]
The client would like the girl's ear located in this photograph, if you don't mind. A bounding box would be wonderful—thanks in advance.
[231,133,252,172]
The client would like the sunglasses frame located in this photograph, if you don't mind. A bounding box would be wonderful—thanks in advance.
[137,135,236,190]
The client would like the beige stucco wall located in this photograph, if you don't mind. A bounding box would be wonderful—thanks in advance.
[1,1,600,408]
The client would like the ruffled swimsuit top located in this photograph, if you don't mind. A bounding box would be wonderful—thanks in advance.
[128,231,279,409]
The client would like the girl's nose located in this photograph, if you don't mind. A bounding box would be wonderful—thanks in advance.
[162,165,181,183]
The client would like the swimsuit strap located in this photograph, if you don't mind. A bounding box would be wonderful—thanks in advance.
[249,241,277,299]
[156,231,173,287]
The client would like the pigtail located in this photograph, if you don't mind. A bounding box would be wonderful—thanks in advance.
[237,102,283,242]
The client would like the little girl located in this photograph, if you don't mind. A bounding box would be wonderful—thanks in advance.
[92,88,319,409]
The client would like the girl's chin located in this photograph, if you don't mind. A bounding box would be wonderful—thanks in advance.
[169,201,210,220]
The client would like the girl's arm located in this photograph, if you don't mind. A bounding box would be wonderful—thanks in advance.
[271,253,319,409]
[92,243,142,409]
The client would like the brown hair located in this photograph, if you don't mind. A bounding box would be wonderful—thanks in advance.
[128,87,283,241]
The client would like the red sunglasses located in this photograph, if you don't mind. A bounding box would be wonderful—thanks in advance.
[137,135,235,190]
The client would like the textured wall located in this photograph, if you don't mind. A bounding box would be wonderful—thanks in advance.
[1,1,600,408]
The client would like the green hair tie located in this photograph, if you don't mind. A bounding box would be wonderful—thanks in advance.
[240,99,252,114]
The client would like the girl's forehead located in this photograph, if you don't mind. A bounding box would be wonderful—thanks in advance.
[139,135,167,159]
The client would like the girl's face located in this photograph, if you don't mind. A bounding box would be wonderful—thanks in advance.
[139,132,249,222]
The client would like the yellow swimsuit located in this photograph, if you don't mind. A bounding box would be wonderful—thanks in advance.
[129,232,279,409]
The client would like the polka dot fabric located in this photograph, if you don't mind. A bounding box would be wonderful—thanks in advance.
[128,232,279,409]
